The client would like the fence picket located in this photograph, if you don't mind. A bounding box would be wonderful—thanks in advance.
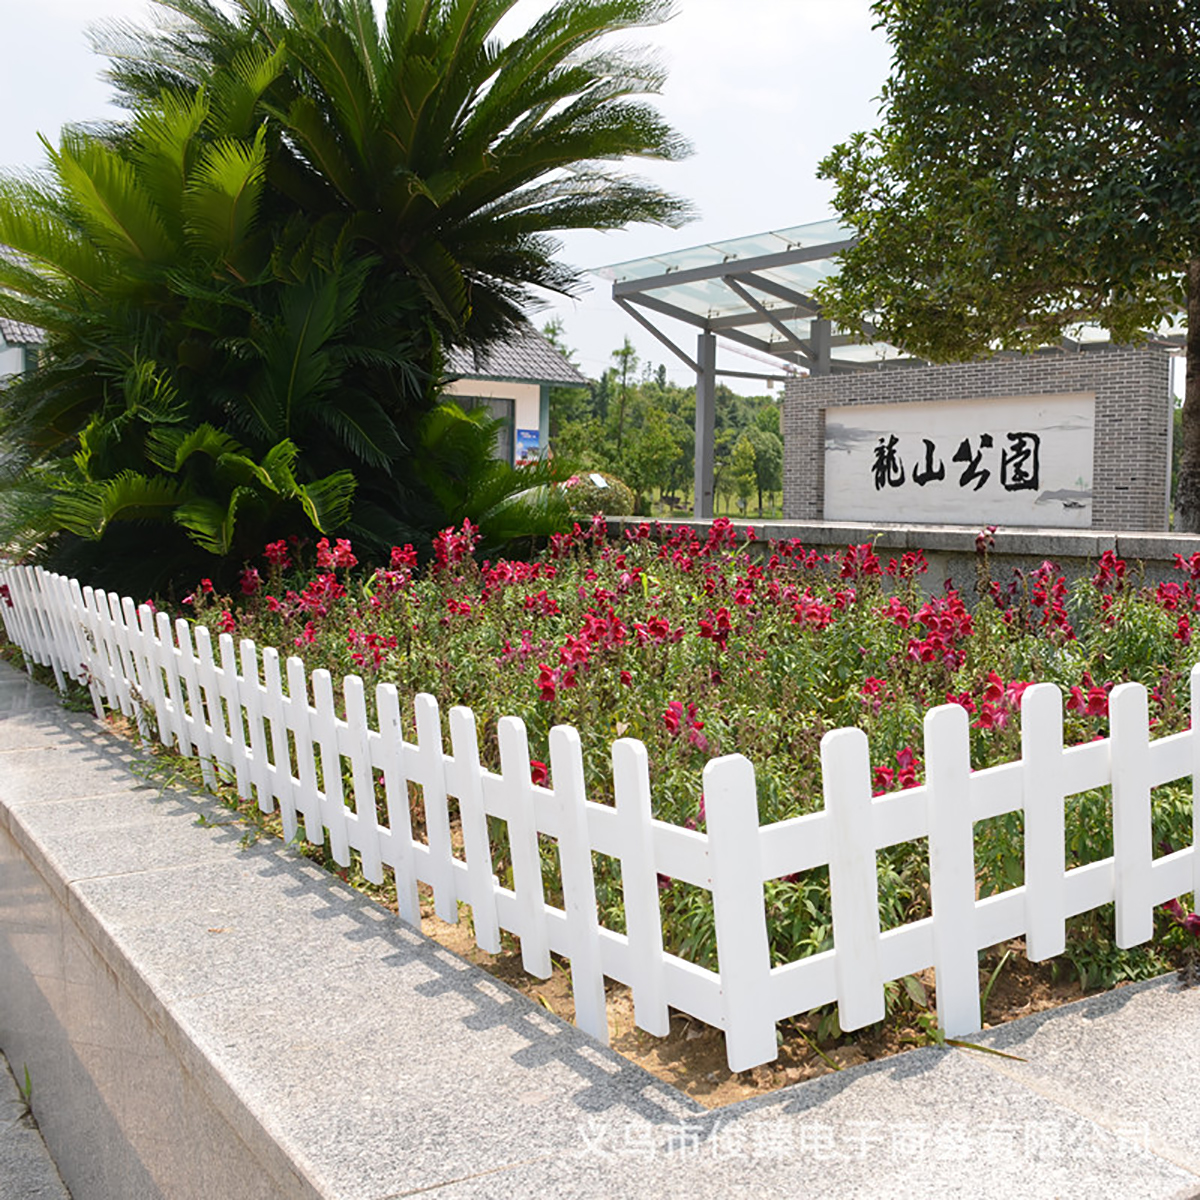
[71,579,105,717]
[1111,683,1155,947]
[311,670,351,868]
[238,641,273,815]
[822,727,885,1030]
[174,619,215,788]
[612,738,669,1037]
[342,676,384,886]
[213,634,249,797]
[497,716,552,979]
[1022,683,1067,961]
[413,694,458,923]
[447,705,501,954]
[376,684,420,926]
[1192,665,1200,905]
[549,724,608,1046]
[925,703,980,1036]
[260,648,298,843]
[285,656,324,843]
[706,753,776,1072]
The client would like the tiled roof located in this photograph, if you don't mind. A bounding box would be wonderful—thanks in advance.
[447,323,587,386]
[0,317,45,345]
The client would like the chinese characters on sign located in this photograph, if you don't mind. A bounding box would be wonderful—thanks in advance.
[872,432,1041,494]
[823,393,1094,529]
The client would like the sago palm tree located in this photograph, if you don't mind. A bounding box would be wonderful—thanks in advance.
[95,0,694,348]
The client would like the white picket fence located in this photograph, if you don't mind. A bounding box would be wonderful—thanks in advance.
[3,562,1199,1071]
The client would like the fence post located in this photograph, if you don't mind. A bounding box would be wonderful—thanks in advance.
[612,738,669,1037]
[705,753,776,1072]
[1022,683,1067,961]
[821,727,884,1030]
[925,703,980,1037]
[1111,682,1154,948]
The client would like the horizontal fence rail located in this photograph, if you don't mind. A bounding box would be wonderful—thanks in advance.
[2,564,1198,1071]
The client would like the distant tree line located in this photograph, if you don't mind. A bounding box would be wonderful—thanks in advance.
[543,324,784,518]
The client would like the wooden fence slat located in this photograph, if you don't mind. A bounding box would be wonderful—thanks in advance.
[925,703,980,1037]
[174,618,216,788]
[497,716,552,979]
[822,726,885,1030]
[706,752,776,1072]
[343,675,384,885]
[413,693,458,924]
[261,648,298,843]
[311,669,351,867]
[447,705,501,954]
[1111,683,1154,947]
[612,738,669,1037]
[217,633,251,798]
[193,625,233,774]
[549,724,608,1046]
[1192,665,1200,905]
[285,657,323,844]
[1022,683,1067,961]
[239,640,273,814]
[376,684,420,926]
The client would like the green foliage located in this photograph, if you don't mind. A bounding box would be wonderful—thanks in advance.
[546,329,785,517]
[562,471,635,517]
[412,402,572,557]
[0,0,693,585]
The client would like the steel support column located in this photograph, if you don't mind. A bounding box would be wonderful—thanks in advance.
[694,331,717,518]
[812,317,833,375]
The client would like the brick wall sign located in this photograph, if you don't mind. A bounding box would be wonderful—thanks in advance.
[824,392,1095,528]
[785,347,1171,531]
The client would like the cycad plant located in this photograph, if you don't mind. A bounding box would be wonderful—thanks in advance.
[0,0,691,588]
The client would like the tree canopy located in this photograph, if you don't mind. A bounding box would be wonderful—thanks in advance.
[816,0,1200,526]
[0,0,692,587]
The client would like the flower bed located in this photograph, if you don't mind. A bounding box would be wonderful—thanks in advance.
[178,518,1200,992]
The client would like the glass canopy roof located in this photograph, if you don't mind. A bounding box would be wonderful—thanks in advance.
[594,219,918,373]
[596,219,1181,376]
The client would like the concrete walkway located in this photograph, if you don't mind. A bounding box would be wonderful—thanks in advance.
[2,657,1200,1199]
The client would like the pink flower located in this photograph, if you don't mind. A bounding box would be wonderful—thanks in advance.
[239,567,261,596]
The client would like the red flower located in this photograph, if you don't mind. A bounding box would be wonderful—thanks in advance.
[263,540,291,569]
[530,760,549,787]
[535,664,558,701]
[239,567,261,596]
[390,544,418,569]
[217,611,236,634]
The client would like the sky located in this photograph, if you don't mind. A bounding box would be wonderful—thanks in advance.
[0,0,896,392]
